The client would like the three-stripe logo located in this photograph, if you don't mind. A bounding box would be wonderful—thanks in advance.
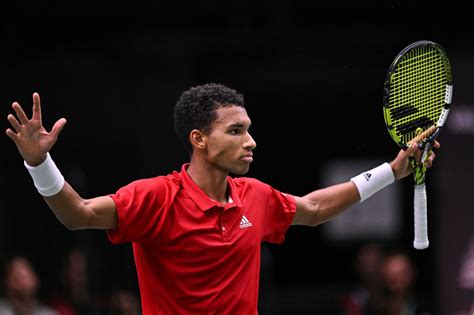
[239,215,253,229]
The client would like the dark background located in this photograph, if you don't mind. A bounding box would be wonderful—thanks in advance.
[1,2,473,314]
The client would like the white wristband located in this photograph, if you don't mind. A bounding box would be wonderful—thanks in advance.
[350,162,395,202]
[24,153,65,197]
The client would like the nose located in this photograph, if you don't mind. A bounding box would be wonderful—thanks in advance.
[244,132,257,150]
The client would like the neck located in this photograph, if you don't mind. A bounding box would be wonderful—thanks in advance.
[186,159,229,204]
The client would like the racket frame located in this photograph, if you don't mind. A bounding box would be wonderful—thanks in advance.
[382,40,453,250]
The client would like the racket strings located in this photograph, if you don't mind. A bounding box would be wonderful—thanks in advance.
[387,46,449,143]
[391,70,445,97]
[390,105,418,120]
[397,117,433,136]
[392,68,446,106]
[392,56,445,107]
[392,48,445,91]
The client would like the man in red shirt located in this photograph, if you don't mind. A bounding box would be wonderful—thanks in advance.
[6,83,438,314]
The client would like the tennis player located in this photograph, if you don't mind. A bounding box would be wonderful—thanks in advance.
[6,83,439,314]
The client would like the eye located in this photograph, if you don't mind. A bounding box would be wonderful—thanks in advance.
[229,129,241,135]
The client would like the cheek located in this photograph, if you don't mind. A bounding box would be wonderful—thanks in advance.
[207,138,237,158]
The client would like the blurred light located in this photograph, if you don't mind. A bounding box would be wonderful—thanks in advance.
[447,104,474,135]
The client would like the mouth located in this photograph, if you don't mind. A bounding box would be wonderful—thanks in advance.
[240,153,253,163]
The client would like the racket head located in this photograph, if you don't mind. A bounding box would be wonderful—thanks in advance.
[383,40,452,149]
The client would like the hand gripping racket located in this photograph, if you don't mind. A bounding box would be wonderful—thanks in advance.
[383,40,453,250]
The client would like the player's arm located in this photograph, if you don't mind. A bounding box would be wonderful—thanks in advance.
[291,181,360,226]
[6,92,118,230]
[43,183,117,230]
[291,142,438,227]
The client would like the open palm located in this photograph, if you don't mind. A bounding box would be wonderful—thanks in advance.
[6,92,66,166]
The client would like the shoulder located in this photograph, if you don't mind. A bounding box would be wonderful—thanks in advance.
[119,172,181,193]
[111,172,182,206]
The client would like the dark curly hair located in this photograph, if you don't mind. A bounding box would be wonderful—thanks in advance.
[173,83,245,153]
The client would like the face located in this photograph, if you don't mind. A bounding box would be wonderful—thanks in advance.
[357,244,382,282]
[381,254,414,293]
[5,257,39,298]
[200,105,256,175]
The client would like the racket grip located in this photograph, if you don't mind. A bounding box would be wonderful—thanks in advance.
[413,184,429,250]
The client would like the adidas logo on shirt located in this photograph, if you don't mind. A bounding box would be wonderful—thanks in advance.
[239,215,253,229]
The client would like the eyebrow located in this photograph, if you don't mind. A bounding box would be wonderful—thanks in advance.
[227,121,251,129]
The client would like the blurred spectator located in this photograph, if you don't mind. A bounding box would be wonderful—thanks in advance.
[367,249,432,315]
[46,248,100,315]
[337,242,384,315]
[0,255,58,315]
[107,289,141,315]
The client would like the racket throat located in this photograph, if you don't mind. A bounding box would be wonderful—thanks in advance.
[410,156,426,185]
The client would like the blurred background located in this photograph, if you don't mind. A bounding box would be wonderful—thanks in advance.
[1,2,473,314]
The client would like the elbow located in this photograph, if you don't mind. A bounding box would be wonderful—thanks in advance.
[307,215,324,227]
[63,222,83,231]
[306,204,334,227]
[295,199,326,227]
[57,212,90,231]
[61,219,86,231]
[303,207,326,227]
[63,201,95,230]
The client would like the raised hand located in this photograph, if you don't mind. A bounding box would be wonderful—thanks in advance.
[6,92,67,166]
[389,140,440,180]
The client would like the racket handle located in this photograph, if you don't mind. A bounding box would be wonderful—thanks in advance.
[413,183,429,250]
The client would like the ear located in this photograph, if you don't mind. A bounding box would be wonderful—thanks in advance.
[189,129,206,150]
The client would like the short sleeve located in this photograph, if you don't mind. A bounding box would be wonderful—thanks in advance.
[107,177,175,244]
[261,184,296,244]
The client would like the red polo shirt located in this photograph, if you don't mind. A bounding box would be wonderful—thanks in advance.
[107,164,296,314]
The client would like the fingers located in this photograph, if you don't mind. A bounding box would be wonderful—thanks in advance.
[32,92,42,122]
[5,128,19,141]
[50,118,67,138]
[7,114,22,133]
[405,141,419,157]
[12,102,30,125]
[425,150,436,168]
[422,140,440,168]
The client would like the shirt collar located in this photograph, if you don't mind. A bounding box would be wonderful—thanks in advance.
[179,163,242,211]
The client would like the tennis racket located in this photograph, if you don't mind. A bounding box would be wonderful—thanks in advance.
[382,40,453,250]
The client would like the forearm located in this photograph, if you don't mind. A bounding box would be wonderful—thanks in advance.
[7,95,117,229]
[293,163,395,226]
[295,182,360,226]
[24,153,117,230]
[43,181,92,230]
